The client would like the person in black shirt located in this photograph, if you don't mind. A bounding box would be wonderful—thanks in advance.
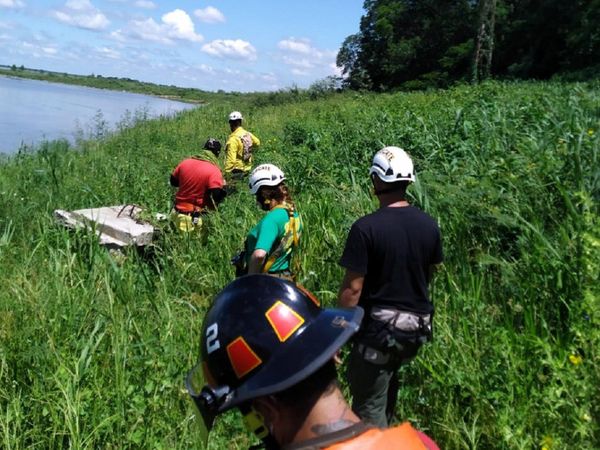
[338,146,443,428]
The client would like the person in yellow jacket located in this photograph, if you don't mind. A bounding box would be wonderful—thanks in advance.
[186,275,440,450]
[224,110,260,176]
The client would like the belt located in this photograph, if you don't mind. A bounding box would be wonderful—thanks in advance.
[175,202,202,214]
[266,269,294,281]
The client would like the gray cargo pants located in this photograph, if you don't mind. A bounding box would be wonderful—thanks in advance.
[346,339,421,427]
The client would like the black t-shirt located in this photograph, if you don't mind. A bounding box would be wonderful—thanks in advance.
[339,206,443,314]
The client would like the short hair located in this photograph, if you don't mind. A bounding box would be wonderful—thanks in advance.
[272,360,337,411]
[372,175,410,199]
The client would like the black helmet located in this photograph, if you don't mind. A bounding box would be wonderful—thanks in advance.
[186,275,363,432]
[203,138,222,156]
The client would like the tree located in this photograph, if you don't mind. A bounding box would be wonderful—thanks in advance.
[337,0,478,91]
[337,33,371,89]
[473,0,497,82]
[482,0,598,78]
[337,0,599,91]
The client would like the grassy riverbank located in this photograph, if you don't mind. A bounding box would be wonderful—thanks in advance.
[0,80,598,449]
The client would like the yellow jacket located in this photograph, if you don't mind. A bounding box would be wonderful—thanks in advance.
[225,126,260,173]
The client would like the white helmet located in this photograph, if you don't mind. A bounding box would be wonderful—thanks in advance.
[228,111,243,121]
[248,164,286,194]
[369,146,415,183]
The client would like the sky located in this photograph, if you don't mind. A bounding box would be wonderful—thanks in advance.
[0,0,365,92]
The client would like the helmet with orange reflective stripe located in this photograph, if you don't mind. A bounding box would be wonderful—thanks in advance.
[186,275,363,433]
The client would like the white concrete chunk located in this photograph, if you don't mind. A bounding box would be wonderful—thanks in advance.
[54,205,156,248]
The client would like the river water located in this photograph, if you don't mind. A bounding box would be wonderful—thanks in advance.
[0,75,197,155]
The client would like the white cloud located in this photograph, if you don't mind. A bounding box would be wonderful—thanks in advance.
[65,0,89,10]
[113,9,202,44]
[134,0,155,9]
[291,68,310,76]
[42,47,58,55]
[278,38,312,55]
[196,63,215,74]
[109,29,126,42]
[261,72,277,83]
[126,18,171,44]
[51,0,110,31]
[16,40,60,59]
[278,37,340,78]
[282,55,314,69]
[162,9,202,42]
[194,6,225,24]
[98,46,120,59]
[202,39,256,61]
[0,0,25,8]
[329,63,343,78]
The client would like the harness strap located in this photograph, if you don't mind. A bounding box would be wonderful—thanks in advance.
[262,204,300,274]
[283,422,373,450]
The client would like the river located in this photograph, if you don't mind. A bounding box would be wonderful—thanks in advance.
[0,75,197,155]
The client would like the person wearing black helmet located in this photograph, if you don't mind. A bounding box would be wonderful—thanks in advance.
[186,275,440,449]
[169,138,227,232]
[338,147,443,428]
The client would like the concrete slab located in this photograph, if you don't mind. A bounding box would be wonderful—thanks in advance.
[54,204,155,248]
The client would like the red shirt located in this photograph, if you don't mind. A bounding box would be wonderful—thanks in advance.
[172,158,224,212]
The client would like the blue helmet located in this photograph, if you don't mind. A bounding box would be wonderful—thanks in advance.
[186,275,363,432]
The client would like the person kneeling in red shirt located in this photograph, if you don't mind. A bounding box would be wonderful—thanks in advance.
[170,138,227,231]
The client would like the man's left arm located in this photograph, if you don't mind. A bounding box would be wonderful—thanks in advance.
[337,223,368,307]
[427,227,444,283]
[338,270,364,308]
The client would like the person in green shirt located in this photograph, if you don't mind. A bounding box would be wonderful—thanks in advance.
[235,164,302,280]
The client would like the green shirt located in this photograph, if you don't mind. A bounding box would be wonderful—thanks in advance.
[245,206,302,273]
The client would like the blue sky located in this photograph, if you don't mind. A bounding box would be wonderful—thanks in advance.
[0,0,365,92]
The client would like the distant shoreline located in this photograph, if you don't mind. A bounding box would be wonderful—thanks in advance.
[0,66,209,104]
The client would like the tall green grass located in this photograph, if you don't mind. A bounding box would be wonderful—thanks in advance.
[1,80,598,449]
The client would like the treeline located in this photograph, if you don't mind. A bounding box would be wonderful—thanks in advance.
[0,65,345,107]
[337,0,600,91]
[0,66,218,103]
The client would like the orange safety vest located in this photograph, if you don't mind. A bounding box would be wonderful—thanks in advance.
[325,423,435,450]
